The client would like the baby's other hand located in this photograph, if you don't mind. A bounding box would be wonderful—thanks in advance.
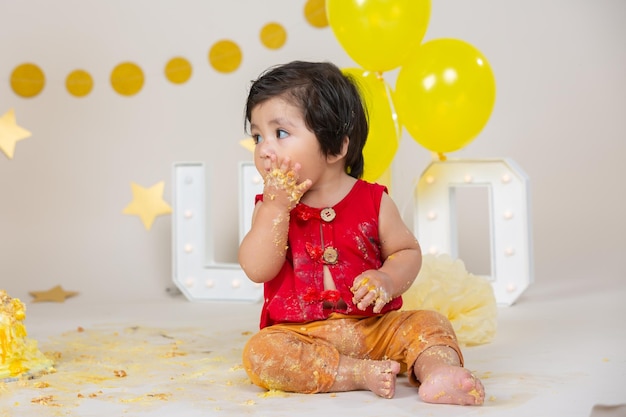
[351,271,392,313]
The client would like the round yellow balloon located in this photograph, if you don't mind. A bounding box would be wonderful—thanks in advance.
[327,0,431,72]
[343,68,399,182]
[394,38,496,154]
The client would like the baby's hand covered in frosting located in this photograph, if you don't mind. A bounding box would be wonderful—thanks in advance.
[263,156,311,210]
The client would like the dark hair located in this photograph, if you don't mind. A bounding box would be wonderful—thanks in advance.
[244,61,368,179]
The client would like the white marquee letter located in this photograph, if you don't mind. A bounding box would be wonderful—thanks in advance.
[172,162,263,301]
[414,159,533,305]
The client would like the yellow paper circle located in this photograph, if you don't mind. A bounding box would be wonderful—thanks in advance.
[260,23,287,50]
[110,62,144,96]
[209,40,242,73]
[10,63,45,98]
[165,57,192,84]
[304,0,328,28]
[66,70,94,97]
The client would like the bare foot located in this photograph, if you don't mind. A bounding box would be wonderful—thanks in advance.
[418,365,484,405]
[363,360,401,399]
[332,357,401,398]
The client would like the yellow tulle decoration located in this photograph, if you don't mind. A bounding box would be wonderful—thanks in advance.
[402,254,497,346]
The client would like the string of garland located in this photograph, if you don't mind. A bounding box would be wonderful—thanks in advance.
[6,0,329,99]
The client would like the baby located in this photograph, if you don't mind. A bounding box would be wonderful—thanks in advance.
[238,60,484,405]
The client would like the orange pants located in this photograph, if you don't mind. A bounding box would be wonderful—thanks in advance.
[242,310,463,394]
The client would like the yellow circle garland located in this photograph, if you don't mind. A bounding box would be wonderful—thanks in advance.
[209,40,242,73]
[304,0,328,28]
[164,57,192,84]
[260,23,287,49]
[110,62,144,96]
[10,63,46,98]
[66,69,94,97]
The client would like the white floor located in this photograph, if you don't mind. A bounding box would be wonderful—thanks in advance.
[1,272,625,417]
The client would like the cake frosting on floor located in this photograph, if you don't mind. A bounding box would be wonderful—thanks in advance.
[0,290,54,381]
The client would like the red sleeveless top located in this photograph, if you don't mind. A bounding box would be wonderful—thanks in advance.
[256,180,403,328]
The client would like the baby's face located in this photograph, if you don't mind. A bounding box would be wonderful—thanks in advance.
[250,97,324,183]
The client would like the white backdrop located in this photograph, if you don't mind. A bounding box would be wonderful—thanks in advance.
[1,0,624,303]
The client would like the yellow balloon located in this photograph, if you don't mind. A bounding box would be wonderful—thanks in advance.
[327,0,431,73]
[394,38,496,154]
[343,68,400,182]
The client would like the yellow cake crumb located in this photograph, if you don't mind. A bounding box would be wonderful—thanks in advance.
[468,388,481,401]
[31,395,59,406]
[433,390,446,400]
[147,393,170,401]
[258,389,288,398]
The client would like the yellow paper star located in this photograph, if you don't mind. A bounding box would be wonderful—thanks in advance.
[122,181,172,230]
[240,137,255,153]
[0,108,32,159]
[30,285,79,303]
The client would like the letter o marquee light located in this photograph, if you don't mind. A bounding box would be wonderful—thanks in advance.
[414,159,533,305]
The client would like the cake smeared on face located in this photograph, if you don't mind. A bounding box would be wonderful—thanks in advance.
[0,290,55,381]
